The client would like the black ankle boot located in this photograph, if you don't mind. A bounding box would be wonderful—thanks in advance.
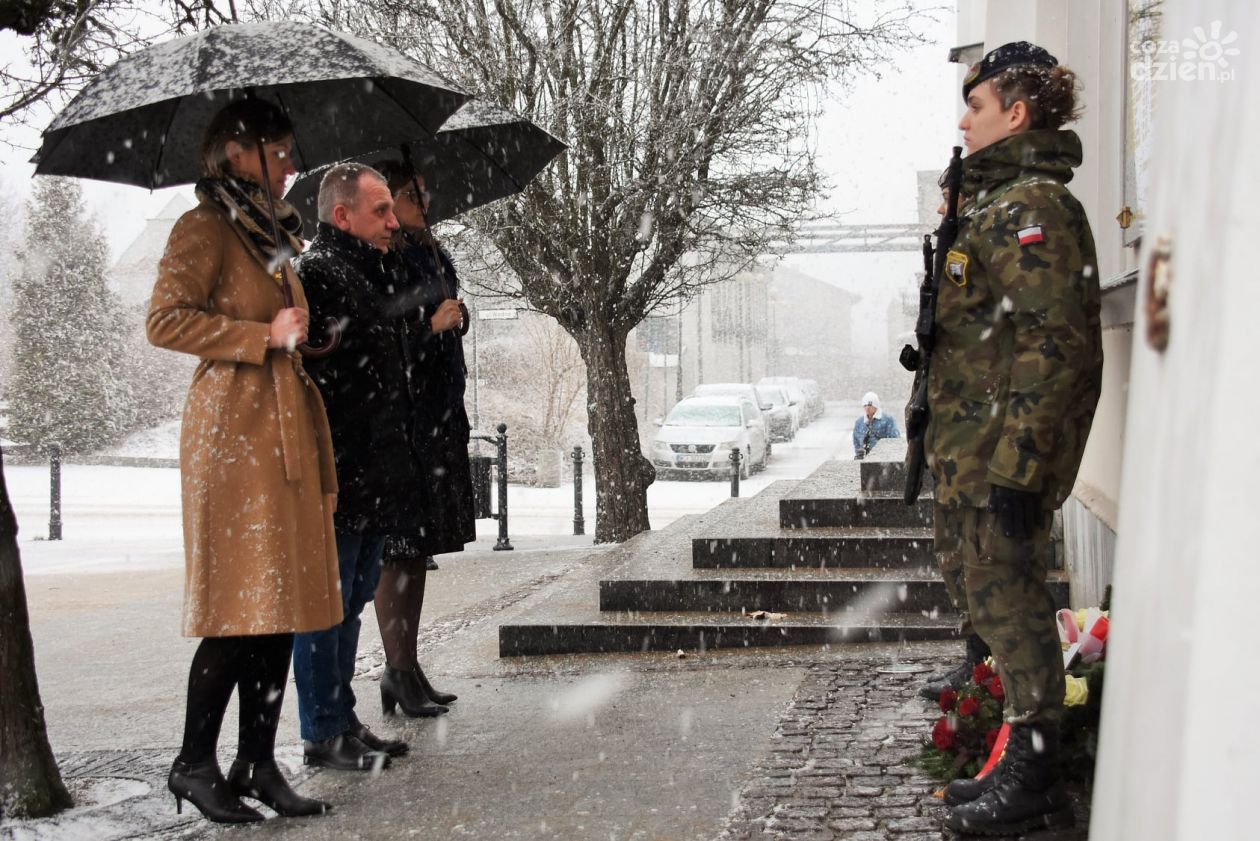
[415,664,458,705]
[946,724,1073,836]
[920,633,991,701]
[381,666,449,717]
[168,758,265,823]
[228,758,332,817]
[944,760,1004,806]
[349,722,409,757]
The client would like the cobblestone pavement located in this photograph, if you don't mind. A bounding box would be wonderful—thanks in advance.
[717,656,1091,841]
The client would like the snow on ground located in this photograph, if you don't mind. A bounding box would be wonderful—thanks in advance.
[7,402,857,576]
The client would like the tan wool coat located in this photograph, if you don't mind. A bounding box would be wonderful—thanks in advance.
[147,201,343,638]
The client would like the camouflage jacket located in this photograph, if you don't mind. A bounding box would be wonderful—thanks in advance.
[924,129,1103,509]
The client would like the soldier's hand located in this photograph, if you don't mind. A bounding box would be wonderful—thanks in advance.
[987,485,1041,540]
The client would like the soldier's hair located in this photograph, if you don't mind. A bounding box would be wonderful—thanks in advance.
[201,99,293,179]
[991,65,1082,130]
[317,162,388,223]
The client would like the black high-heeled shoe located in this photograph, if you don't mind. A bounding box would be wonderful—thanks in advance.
[415,664,458,705]
[381,666,449,717]
[228,758,332,817]
[168,758,265,823]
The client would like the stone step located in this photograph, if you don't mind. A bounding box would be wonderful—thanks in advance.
[599,569,1070,615]
[779,494,935,529]
[691,530,935,569]
[499,611,962,657]
[778,457,933,529]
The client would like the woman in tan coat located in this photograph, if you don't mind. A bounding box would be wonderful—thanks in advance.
[147,99,341,824]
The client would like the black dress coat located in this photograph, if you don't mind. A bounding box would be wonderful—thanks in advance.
[383,230,476,561]
[295,223,427,536]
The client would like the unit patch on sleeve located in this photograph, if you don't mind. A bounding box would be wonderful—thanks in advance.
[945,249,969,288]
[1017,225,1046,247]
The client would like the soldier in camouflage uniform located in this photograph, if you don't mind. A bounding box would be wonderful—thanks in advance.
[923,43,1104,836]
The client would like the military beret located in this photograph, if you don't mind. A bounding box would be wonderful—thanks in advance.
[962,41,1058,101]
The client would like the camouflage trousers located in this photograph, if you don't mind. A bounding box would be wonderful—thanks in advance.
[938,505,1064,725]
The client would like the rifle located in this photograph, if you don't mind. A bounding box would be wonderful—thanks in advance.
[904,145,964,504]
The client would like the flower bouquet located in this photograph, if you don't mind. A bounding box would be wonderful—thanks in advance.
[915,661,1007,781]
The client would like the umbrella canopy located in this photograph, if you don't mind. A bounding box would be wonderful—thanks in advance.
[32,21,470,189]
[286,100,566,230]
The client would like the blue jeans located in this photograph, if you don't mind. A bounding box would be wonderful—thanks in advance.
[292,532,385,742]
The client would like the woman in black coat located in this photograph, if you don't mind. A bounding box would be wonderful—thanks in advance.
[372,160,477,715]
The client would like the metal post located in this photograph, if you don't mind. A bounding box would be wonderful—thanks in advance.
[48,443,62,540]
[572,445,585,536]
[493,423,513,550]
[729,448,741,498]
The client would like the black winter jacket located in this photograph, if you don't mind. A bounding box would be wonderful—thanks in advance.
[296,223,426,535]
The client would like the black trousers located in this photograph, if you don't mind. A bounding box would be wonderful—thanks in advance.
[178,633,293,764]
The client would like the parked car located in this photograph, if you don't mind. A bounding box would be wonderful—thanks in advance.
[798,378,825,420]
[756,385,798,442]
[649,396,769,479]
[692,382,775,456]
[757,377,813,426]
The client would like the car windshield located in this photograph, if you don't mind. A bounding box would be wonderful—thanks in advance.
[666,404,741,427]
[757,388,786,408]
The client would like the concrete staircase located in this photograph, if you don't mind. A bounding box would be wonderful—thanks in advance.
[498,444,1070,657]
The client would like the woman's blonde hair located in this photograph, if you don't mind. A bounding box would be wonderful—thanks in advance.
[200,99,294,179]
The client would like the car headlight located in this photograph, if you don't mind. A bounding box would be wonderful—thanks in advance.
[717,441,741,453]
[654,441,672,452]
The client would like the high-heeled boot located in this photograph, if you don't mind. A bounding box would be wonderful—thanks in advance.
[415,664,458,705]
[168,758,264,823]
[381,666,449,717]
[228,758,332,817]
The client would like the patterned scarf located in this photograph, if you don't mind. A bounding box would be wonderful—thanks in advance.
[195,176,304,272]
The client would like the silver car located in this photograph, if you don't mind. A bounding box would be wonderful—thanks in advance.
[649,396,770,479]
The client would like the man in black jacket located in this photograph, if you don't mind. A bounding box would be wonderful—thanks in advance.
[291,163,424,771]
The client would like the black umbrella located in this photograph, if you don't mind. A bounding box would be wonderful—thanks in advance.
[32,21,470,189]
[31,21,470,355]
[285,100,566,232]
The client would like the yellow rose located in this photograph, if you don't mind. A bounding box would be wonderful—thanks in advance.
[1075,609,1088,631]
[1064,675,1089,707]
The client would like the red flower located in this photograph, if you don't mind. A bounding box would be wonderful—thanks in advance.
[958,697,980,718]
[939,686,958,712]
[973,662,996,684]
[932,717,957,751]
[987,676,1005,702]
[985,728,1001,751]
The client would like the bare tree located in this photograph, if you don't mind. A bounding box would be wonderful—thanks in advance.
[0,0,227,129]
[519,314,587,449]
[0,446,71,819]
[267,0,922,541]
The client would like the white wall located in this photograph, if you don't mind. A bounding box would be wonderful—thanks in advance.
[1091,2,1259,836]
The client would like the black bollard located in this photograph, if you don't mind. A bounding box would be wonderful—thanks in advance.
[572,446,585,536]
[729,448,741,498]
[494,423,514,550]
[48,443,62,540]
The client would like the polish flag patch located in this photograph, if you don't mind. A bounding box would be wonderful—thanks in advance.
[1017,225,1045,247]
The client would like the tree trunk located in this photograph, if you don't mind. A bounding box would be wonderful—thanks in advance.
[0,447,71,819]
[575,317,654,543]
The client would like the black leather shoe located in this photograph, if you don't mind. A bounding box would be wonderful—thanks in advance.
[228,758,332,817]
[425,555,440,570]
[302,733,391,772]
[381,666,449,717]
[349,722,409,758]
[168,758,265,823]
[415,665,458,706]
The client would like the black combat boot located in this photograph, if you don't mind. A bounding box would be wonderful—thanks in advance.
[945,723,1073,836]
[944,755,1004,806]
[920,633,991,701]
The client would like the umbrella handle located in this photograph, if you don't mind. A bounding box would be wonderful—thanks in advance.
[457,301,471,336]
[278,268,342,356]
[300,318,342,357]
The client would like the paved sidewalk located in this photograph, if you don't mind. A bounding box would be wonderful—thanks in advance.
[718,659,1092,841]
[13,539,1091,841]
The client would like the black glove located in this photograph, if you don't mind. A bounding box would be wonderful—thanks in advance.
[986,485,1041,540]
[899,344,920,372]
